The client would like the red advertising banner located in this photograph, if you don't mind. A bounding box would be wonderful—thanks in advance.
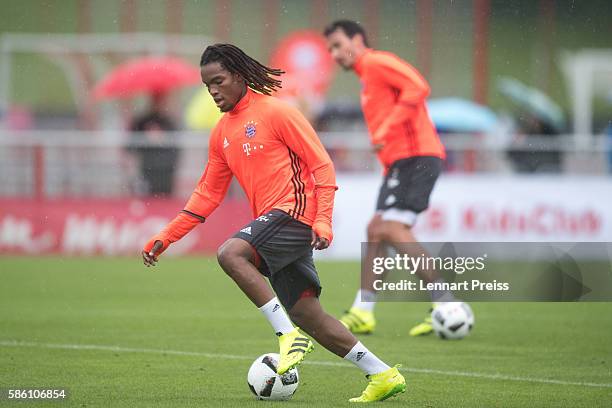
[0,198,251,255]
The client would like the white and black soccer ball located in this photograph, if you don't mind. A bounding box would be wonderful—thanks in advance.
[247,353,299,400]
[431,302,475,340]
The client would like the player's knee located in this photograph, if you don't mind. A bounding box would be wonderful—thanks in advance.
[373,221,391,241]
[216,240,245,272]
[376,220,407,242]
[216,244,232,272]
[367,218,383,241]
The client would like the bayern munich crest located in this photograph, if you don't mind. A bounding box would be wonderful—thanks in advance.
[244,121,257,138]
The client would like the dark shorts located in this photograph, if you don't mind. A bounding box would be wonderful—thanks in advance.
[376,156,443,213]
[233,209,321,310]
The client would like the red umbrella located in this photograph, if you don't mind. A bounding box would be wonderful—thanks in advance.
[92,57,202,100]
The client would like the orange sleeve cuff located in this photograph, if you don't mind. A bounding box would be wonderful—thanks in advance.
[143,236,171,256]
[313,221,333,244]
[142,211,203,255]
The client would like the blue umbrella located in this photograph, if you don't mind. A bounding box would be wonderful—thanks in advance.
[427,98,498,133]
[497,77,566,132]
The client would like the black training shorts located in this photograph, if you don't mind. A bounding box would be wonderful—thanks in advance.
[376,156,443,213]
[233,209,321,310]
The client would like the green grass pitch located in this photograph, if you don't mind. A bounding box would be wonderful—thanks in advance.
[1,256,611,407]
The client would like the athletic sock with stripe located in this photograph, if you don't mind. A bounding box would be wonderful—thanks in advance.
[259,297,295,336]
[343,341,390,375]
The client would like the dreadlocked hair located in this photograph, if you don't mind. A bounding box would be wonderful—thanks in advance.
[200,43,284,95]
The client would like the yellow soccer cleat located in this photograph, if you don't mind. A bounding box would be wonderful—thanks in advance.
[409,316,434,336]
[349,365,406,403]
[276,328,314,375]
[409,304,438,336]
[340,307,376,334]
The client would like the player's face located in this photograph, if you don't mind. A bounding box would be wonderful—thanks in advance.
[201,62,247,112]
[326,29,360,70]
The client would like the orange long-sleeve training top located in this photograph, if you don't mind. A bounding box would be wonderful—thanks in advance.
[145,89,337,254]
[354,49,445,170]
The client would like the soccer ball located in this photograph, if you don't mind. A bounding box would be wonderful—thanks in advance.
[247,353,299,400]
[431,302,475,340]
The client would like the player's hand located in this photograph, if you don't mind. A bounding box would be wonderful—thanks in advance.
[142,240,163,267]
[372,143,385,152]
[311,230,330,250]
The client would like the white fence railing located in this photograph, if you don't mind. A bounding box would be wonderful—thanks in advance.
[0,130,610,198]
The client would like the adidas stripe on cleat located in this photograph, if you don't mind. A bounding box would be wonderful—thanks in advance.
[340,307,376,334]
[277,328,314,375]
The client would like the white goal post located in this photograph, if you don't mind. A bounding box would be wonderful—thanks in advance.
[561,49,612,145]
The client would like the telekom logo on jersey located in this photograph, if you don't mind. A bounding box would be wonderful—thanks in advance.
[242,142,265,157]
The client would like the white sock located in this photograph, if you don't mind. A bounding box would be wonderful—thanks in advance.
[343,341,390,375]
[351,289,377,312]
[258,297,294,336]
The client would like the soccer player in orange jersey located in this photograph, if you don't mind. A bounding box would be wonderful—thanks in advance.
[325,20,457,336]
[141,44,405,402]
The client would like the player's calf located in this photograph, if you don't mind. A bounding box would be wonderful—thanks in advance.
[289,290,404,402]
[290,296,378,359]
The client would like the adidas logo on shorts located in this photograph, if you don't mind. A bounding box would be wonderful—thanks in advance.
[240,226,252,235]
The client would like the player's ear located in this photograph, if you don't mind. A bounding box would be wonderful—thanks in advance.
[232,72,245,84]
[355,33,364,47]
